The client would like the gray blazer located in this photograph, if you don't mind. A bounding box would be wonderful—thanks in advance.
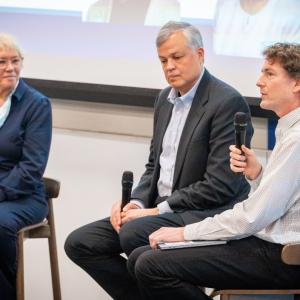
[131,69,253,223]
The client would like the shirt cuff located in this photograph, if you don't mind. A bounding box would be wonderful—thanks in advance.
[157,200,173,214]
[0,188,6,202]
[130,199,145,209]
[247,167,264,192]
[183,225,194,241]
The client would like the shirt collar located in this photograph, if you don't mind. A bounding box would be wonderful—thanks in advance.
[1,80,18,104]
[0,93,11,112]
[10,80,19,97]
[12,79,25,102]
[275,107,300,139]
[167,67,205,106]
[0,86,16,127]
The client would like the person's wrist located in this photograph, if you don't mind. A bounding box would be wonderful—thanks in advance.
[179,227,185,240]
[247,164,262,180]
[151,207,159,215]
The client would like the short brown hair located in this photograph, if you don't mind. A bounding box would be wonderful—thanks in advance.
[263,43,300,80]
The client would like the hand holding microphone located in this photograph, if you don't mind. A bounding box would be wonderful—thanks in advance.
[120,170,159,225]
[230,112,262,179]
[110,171,134,233]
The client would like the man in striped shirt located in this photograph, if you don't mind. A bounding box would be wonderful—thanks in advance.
[128,42,300,300]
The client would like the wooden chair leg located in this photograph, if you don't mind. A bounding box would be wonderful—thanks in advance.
[48,234,61,300]
[16,231,25,300]
[48,199,61,300]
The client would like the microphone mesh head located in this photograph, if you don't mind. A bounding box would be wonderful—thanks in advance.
[122,171,133,185]
[234,112,247,125]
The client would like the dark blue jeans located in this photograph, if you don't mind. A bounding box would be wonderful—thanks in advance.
[0,198,48,300]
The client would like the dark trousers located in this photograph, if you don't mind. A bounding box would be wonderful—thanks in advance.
[0,198,48,300]
[64,213,187,299]
[127,236,300,300]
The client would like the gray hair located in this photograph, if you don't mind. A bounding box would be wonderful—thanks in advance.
[0,33,23,58]
[156,21,203,50]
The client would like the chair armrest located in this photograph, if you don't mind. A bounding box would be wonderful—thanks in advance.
[281,243,300,265]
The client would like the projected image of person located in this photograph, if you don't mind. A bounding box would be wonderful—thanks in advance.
[0,34,52,300]
[65,21,253,299]
[127,43,300,299]
[83,0,180,26]
[214,0,300,58]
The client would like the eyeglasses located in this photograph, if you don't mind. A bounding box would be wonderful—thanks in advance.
[0,58,22,70]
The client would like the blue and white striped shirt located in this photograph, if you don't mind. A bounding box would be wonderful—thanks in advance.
[157,70,204,214]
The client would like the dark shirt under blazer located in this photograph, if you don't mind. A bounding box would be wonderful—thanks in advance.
[131,69,254,223]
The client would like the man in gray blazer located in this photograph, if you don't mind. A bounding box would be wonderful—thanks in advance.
[65,21,253,299]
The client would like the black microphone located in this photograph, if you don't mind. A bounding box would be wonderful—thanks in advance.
[121,171,133,210]
[234,112,248,150]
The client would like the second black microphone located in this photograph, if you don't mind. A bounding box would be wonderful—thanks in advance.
[121,171,133,209]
